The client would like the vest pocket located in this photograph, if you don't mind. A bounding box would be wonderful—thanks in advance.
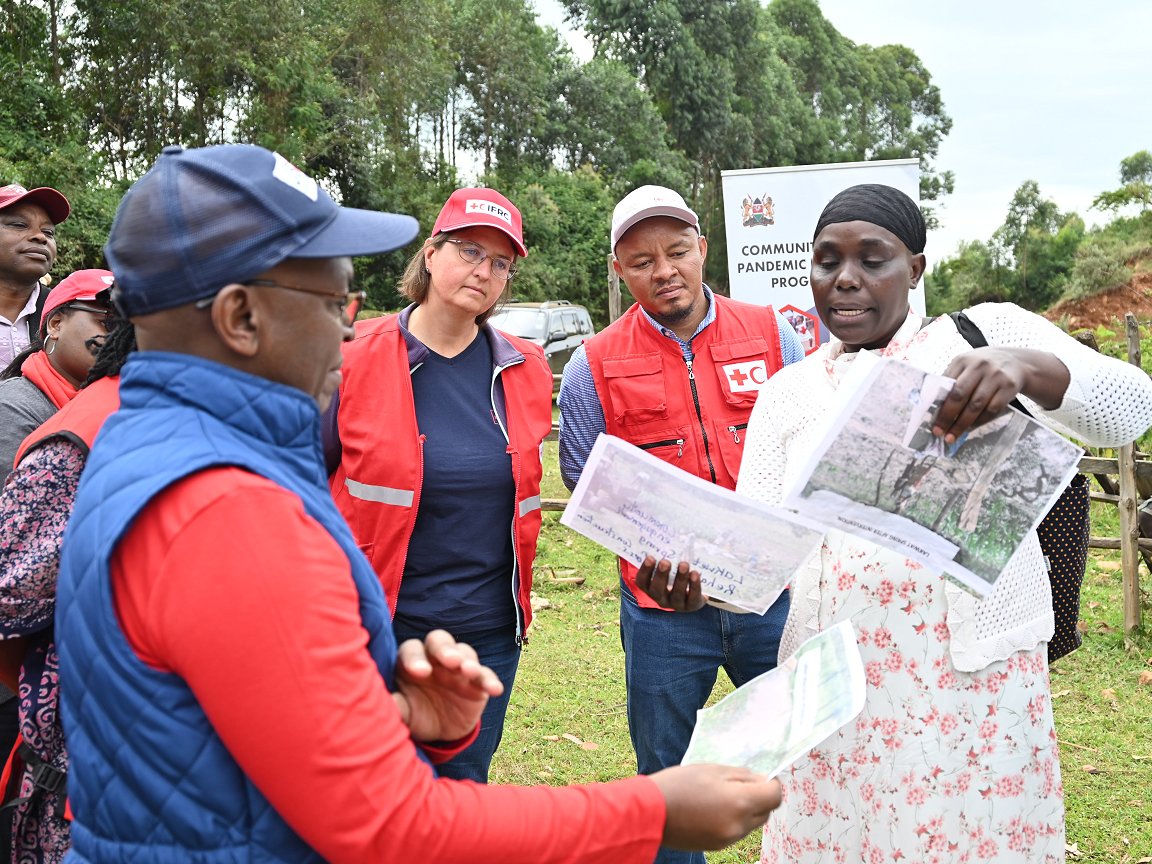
[601,353,669,426]
[709,339,772,408]
[637,435,686,460]
[631,425,690,466]
[710,416,750,482]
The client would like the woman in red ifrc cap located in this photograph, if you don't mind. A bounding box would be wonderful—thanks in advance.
[325,188,553,784]
[0,269,115,484]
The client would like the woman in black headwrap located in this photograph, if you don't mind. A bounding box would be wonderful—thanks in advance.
[691,185,1152,862]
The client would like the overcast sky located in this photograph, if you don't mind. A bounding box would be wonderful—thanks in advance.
[533,0,1152,260]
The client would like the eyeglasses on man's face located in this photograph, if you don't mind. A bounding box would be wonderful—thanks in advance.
[443,238,518,281]
[194,280,366,321]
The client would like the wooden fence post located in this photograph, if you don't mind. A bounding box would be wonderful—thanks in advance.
[1120,313,1143,637]
[607,254,621,323]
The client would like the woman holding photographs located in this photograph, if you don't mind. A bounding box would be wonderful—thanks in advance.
[659,184,1152,863]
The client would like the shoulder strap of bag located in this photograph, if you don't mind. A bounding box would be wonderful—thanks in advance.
[948,311,1032,418]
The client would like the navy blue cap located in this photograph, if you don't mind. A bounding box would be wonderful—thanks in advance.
[105,144,420,316]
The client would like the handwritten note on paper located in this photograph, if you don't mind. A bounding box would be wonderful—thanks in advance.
[560,434,823,614]
[681,621,865,777]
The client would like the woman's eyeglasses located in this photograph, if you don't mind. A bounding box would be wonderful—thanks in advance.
[443,239,518,281]
[66,303,117,327]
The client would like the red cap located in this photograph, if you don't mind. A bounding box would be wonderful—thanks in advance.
[41,269,115,335]
[432,188,527,257]
[0,183,71,224]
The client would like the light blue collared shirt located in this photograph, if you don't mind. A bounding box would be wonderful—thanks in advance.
[556,285,804,490]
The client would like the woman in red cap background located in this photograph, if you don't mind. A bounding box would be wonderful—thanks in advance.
[0,267,114,860]
[0,185,70,369]
[325,187,553,783]
[0,316,133,864]
[0,269,115,484]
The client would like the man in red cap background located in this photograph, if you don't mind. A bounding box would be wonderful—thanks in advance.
[0,184,71,369]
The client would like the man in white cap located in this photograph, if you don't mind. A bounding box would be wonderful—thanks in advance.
[558,184,804,864]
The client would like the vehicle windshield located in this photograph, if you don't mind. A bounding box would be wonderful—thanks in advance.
[489,308,549,340]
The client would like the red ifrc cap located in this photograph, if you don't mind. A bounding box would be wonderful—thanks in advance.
[0,183,71,224]
[40,269,115,335]
[432,187,527,257]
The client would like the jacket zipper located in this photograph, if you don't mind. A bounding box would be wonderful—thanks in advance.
[387,360,426,617]
[491,360,529,647]
[727,422,748,444]
[638,438,685,458]
[390,433,424,617]
[684,356,717,484]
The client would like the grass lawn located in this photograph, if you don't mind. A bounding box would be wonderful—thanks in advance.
[490,442,1152,861]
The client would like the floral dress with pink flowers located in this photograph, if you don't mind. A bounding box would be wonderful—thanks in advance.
[727,306,1134,864]
[758,533,1062,864]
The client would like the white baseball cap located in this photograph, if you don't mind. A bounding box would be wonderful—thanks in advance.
[610,185,700,251]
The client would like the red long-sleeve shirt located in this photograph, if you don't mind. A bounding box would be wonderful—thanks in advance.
[111,467,664,863]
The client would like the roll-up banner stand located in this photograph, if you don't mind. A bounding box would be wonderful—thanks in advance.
[721,158,922,354]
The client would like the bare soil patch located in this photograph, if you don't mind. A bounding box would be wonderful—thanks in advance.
[1045,272,1152,331]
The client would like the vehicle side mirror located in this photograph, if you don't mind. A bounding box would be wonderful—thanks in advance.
[549,327,566,341]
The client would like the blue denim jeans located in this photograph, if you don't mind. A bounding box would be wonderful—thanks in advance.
[391,623,520,784]
[619,582,790,864]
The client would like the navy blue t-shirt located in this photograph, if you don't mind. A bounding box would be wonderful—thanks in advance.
[393,332,517,636]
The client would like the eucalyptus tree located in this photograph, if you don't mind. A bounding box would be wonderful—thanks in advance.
[1092,150,1152,213]
[452,0,563,178]
[991,181,1082,309]
[766,0,953,212]
[0,0,120,272]
[549,56,689,194]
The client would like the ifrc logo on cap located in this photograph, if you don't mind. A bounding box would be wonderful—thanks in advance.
[3,184,28,194]
[466,198,513,226]
[271,152,318,202]
[723,360,769,393]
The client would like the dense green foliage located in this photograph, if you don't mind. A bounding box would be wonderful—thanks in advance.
[1,0,950,314]
[927,158,1152,316]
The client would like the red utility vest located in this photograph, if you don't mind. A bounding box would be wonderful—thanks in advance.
[584,296,785,608]
[330,314,553,638]
[15,375,121,465]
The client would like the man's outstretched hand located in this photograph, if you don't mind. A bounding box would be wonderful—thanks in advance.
[392,629,504,743]
[652,764,782,850]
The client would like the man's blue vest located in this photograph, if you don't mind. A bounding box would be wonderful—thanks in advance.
[56,353,401,863]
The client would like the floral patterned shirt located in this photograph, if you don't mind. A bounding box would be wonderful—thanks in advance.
[0,437,85,864]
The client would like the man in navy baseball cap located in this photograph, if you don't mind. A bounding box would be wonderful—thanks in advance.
[55,143,781,863]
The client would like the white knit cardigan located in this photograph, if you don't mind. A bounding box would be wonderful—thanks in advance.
[738,303,1152,671]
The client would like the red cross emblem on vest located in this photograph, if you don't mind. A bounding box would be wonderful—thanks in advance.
[723,360,769,393]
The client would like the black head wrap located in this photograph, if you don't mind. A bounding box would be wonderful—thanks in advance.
[813,184,926,254]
